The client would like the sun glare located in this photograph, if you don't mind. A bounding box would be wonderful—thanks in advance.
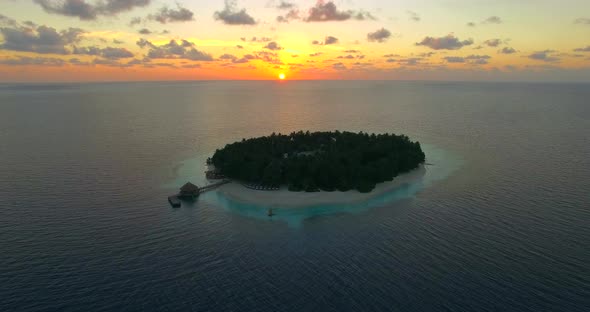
[279,73,286,80]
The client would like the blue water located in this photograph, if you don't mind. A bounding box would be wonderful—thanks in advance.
[1,81,589,311]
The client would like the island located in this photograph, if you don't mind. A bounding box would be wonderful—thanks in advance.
[210,131,426,195]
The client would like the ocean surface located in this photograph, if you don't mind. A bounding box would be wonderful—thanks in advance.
[0,81,588,311]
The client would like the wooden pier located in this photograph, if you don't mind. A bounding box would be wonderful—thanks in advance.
[168,180,230,208]
[198,179,230,193]
[168,196,181,208]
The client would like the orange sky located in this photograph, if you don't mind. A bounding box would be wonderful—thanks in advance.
[1,0,590,82]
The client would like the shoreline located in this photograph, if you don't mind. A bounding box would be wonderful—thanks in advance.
[215,165,427,209]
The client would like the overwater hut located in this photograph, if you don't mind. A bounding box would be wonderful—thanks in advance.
[179,182,200,199]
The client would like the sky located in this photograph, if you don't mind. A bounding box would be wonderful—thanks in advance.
[0,0,589,82]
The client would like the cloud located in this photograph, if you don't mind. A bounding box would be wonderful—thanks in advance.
[32,0,151,20]
[574,18,590,24]
[573,46,590,52]
[499,47,517,54]
[214,0,256,25]
[276,1,295,10]
[465,54,491,65]
[0,24,84,54]
[309,52,322,57]
[99,0,151,14]
[68,56,143,68]
[138,28,151,34]
[313,36,338,45]
[483,16,502,24]
[232,57,250,64]
[444,56,465,63]
[305,1,374,22]
[143,61,177,68]
[416,34,474,50]
[245,37,272,43]
[484,39,503,47]
[129,16,142,26]
[72,45,100,55]
[183,49,214,61]
[0,56,66,66]
[33,0,97,20]
[68,57,91,66]
[148,4,194,24]
[528,50,560,62]
[277,9,299,23]
[217,53,252,64]
[136,39,213,61]
[125,59,142,65]
[0,14,18,27]
[398,58,422,66]
[219,53,237,60]
[407,11,420,22]
[100,47,134,59]
[136,38,156,49]
[418,52,435,57]
[332,62,346,70]
[252,51,282,64]
[23,21,38,27]
[73,46,134,59]
[468,16,503,27]
[367,28,391,43]
[264,41,282,50]
[276,0,300,23]
[324,36,339,45]
[92,58,125,66]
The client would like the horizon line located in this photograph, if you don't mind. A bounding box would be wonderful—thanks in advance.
[1,79,589,85]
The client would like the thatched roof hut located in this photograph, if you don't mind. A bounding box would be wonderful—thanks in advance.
[180,182,200,197]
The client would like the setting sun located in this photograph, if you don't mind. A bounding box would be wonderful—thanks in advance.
[279,73,286,80]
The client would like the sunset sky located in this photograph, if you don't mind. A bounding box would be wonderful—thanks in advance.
[1,0,589,82]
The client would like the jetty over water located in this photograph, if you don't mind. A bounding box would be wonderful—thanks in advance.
[168,180,230,208]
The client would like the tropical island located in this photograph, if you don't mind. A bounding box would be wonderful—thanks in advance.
[210,131,426,194]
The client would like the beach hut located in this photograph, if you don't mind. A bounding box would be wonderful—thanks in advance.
[179,182,200,199]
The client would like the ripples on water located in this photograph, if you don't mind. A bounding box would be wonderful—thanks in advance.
[0,81,588,311]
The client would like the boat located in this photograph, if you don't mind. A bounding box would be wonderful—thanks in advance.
[268,208,274,217]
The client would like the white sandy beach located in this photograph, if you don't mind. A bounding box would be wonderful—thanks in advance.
[215,165,427,208]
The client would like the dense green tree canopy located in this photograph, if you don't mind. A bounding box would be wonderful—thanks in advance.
[211,131,425,193]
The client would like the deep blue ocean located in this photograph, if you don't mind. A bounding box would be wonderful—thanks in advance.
[0,81,588,311]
